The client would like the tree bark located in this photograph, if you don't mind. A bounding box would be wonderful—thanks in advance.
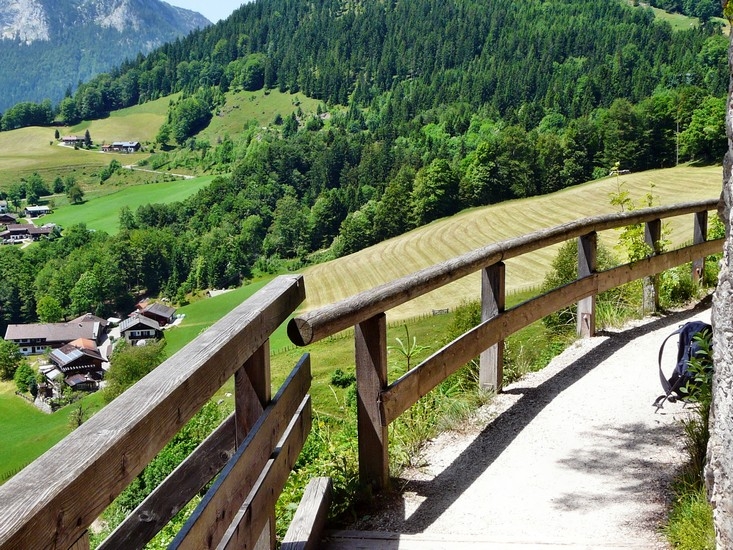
[706,29,733,548]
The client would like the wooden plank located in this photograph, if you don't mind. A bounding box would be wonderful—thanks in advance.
[171,354,311,550]
[355,314,389,491]
[643,219,662,314]
[98,414,237,550]
[281,477,333,550]
[479,263,505,392]
[217,396,312,550]
[240,341,274,549]
[0,275,304,550]
[577,232,597,338]
[287,200,718,345]
[68,532,90,550]
[692,210,708,285]
[236,341,270,446]
[596,240,723,294]
[379,239,723,425]
[380,276,599,425]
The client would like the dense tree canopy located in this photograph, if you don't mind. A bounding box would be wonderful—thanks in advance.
[0,0,728,334]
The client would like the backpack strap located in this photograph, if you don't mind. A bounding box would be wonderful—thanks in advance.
[657,326,683,396]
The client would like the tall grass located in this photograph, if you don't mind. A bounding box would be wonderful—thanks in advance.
[664,330,716,549]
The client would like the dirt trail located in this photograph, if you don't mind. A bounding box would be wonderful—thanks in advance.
[341,302,711,548]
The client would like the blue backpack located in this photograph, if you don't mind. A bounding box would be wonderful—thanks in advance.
[653,321,713,411]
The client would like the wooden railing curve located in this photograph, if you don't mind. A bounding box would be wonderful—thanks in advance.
[0,275,311,550]
[288,199,719,346]
[287,199,722,491]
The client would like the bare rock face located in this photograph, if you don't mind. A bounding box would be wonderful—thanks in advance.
[707,32,733,549]
[0,0,49,43]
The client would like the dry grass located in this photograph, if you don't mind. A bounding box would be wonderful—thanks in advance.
[301,165,723,321]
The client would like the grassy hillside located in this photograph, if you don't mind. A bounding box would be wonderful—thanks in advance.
[0,127,110,188]
[0,91,321,191]
[40,176,214,234]
[200,89,321,142]
[627,1,730,34]
[68,96,174,145]
[301,164,723,321]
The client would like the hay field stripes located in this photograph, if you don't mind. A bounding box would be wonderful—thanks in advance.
[301,165,722,321]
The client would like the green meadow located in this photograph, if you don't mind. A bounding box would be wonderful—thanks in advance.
[0,382,107,482]
[69,95,174,145]
[40,176,214,234]
[201,89,322,142]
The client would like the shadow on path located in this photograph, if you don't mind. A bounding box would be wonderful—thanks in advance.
[386,299,710,534]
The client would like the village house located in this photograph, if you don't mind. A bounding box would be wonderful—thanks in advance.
[61,136,85,147]
[119,314,162,344]
[0,223,54,243]
[0,212,18,225]
[24,205,52,218]
[4,314,108,355]
[0,200,8,213]
[101,141,141,153]
[42,338,106,392]
[139,302,176,326]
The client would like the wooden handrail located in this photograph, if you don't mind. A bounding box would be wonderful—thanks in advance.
[287,199,721,492]
[379,238,723,425]
[0,275,305,550]
[288,199,719,346]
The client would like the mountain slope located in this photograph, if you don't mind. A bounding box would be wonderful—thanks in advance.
[0,0,209,110]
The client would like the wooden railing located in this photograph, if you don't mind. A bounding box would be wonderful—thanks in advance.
[0,275,328,550]
[287,199,723,491]
[0,200,722,549]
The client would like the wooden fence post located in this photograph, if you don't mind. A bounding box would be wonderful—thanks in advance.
[577,232,597,338]
[692,210,708,285]
[643,219,662,314]
[480,262,505,391]
[355,313,389,492]
[235,340,274,550]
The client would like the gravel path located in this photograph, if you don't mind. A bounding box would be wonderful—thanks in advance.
[338,301,712,548]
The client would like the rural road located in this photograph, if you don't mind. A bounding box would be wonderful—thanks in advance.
[329,301,711,548]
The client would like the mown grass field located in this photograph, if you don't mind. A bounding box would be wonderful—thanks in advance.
[301,164,723,321]
[40,176,214,234]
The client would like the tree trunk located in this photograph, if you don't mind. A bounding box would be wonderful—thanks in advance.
[706,30,733,548]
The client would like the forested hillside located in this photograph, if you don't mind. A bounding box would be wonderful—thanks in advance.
[0,0,728,334]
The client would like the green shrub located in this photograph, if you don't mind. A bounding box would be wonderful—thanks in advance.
[541,239,632,335]
[13,362,35,394]
[330,368,356,388]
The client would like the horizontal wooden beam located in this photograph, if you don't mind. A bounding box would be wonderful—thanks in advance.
[99,414,237,550]
[0,275,305,550]
[218,395,312,550]
[379,239,723,425]
[288,201,719,345]
[282,477,333,550]
[171,354,311,550]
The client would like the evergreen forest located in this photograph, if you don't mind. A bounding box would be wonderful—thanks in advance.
[0,0,729,334]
